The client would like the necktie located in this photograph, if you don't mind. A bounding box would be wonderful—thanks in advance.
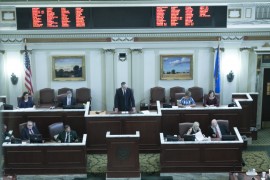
[215,126,220,138]
[65,132,70,143]
[29,129,34,134]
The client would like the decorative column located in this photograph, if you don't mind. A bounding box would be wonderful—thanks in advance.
[238,48,252,92]
[103,49,115,111]
[130,48,143,109]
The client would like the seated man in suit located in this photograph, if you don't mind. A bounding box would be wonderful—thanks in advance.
[2,124,14,142]
[21,121,40,140]
[62,90,76,107]
[57,125,78,143]
[208,119,229,138]
[114,82,136,112]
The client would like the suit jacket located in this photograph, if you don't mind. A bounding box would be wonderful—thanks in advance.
[19,98,34,108]
[62,97,76,107]
[114,88,135,111]
[208,124,229,138]
[57,130,78,143]
[21,126,40,140]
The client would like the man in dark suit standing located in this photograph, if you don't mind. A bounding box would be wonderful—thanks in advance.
[114,82,136,112]
[57,125,78,143]
[62,90,76,107]
[208,119,229,138]
[21,121,40,140]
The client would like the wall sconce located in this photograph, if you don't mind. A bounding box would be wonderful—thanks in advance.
[227,71,234,82]
[10,73,18,85]
[119,53,127,62]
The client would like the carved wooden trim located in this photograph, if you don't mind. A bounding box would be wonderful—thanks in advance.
[27,38,111,43]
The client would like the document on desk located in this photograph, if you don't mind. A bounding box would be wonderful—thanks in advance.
[195,131,204,141]
[141,110,150,114]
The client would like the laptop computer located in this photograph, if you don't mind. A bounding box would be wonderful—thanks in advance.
[222,135,236,141]
[183,134,195,141]
[29,134,43,143]
[166,135,179,141]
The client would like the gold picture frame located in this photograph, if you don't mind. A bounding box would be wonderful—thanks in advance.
[160,55,193,80]
[52,56,85,81]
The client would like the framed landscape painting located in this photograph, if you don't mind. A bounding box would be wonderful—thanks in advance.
[160,55,193,80]
[52,56,85,81]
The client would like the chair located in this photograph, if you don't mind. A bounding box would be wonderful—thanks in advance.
[188,86,204,102]
[19,122,36,135]
[56,88,73,107]
[179,122,193,138]
[58,88,73,95]
[39,88,55,108]
[217,120,230,133]
[174,93,185,105]
[149,86,166,110]
[76,87,91,105]
[170,86,185,105]
[48,122,64,141]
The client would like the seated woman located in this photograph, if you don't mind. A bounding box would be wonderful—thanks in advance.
[178,90,196,107]
[203,90,219,107]
[18,92,35,108]
[186,121,201,135]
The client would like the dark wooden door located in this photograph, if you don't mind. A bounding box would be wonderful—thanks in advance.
[262,68,270,124]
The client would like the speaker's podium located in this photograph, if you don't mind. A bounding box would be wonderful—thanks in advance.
[106,131,140,179]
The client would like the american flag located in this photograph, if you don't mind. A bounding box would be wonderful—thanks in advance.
[24,45,34,95]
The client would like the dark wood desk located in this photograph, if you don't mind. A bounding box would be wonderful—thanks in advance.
[85,110,162,153]
[161,105,242,136]
[3,134,87,175]
[2,108,85,139]
[160,128,243,172]
[229,172,267,180]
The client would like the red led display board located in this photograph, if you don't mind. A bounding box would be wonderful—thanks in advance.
[16,6,227,30]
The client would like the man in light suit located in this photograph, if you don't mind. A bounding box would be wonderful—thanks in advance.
[114,82,136,112]
[57,125,78,143]
[208,119,229,138]
[21,121,40,140]
[62,90,76,107]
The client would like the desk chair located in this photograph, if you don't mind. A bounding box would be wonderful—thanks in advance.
[149,86,165,110]
[48,122,64,141]
[179,122,193,138]
[170,86,185,105]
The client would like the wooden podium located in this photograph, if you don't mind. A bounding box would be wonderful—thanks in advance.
[106,131,140,178]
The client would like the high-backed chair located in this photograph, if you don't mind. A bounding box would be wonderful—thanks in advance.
[56,88,73,107]
[188,86,204,103]
[39,88,55,108]
[58,88,73,95]
[48,122,64,141]
[170,86,185,105]
[76,87,91,105]
[179,122,193,138]
[149,86,165,110]
[174,93,185,105]
[217,120,230,134]
[19,122,36,135]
